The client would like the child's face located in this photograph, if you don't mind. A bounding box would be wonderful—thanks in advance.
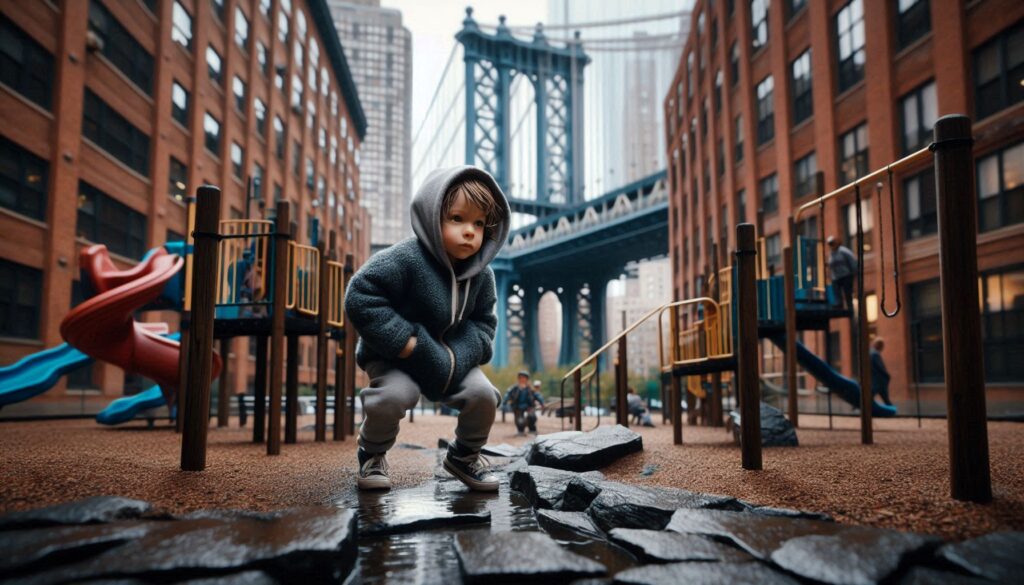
[442,192,486,262]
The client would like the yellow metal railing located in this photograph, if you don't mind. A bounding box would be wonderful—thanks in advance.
[215,220,273,307]
[287,242,319,316]
[657,297,734,371]
[325,259,345,327]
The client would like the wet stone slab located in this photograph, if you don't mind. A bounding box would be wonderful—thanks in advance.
[898,566,992,585]
[0,496,153,530]
[607,528,753,564]
[588,482,739,533]
[455,531,607,584]
[666,507,846,560]
[0,521,158,574]
[936,530,1024,583]
[528,425,643,472]
[729,402,798,447]
[741,504,834,522]
[535,509,605,540]
[611,561,800,585]
[360,510,491,537]
[510,465,605,510]
[771,528,941,585]
[562,476,604,512]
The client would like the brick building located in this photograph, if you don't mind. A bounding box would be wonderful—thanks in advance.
[0,0,370,416]
[665,0,1022,413]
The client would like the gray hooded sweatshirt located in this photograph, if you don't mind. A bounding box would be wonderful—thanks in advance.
[344,166,511,400]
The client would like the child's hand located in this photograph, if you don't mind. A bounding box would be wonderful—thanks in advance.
[398,336,417,358]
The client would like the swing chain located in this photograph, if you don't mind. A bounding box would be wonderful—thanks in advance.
[878,165,902,317]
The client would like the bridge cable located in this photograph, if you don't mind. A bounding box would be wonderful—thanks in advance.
[875,166,902,318]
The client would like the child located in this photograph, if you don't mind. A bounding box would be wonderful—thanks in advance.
[344,166,510,491]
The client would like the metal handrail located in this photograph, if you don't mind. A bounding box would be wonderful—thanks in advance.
[325,259,345,327]
[655,297,733,370]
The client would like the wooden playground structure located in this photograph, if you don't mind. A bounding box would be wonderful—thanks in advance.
[562,115,992,503]
[177,194,360,472]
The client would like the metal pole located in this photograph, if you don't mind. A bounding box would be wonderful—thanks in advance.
[314,239,329,441]
[573,369,582,431]
[616,337,628,426]
[217,339,230,427]
[343,254,358,437]
[669,305,682,445]
[253,335,267,443]
[710,242,723,427]
[285,334,298,444]
[267,201,290,456]
[783,239,798,427]
[180,186,221,471]
[932,114,991,502]
[735,224,762,470]
[855,186,873,445]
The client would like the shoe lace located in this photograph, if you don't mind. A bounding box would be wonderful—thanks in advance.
[453,451,492,475]
[362,453,388,476]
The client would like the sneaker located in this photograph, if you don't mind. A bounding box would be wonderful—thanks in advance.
[443,443,499,492]
[357,449,391,491]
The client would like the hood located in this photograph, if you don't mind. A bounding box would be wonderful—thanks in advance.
[410,165,511,281]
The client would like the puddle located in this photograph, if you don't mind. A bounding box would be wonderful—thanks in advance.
[337,450,639,583]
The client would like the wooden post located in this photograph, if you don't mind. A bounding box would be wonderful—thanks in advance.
[267,201,290,455]
[932,114,991,502]
[784,237,798,427]
[856,189,873,446]
[285,334,299,444]
[669,305,682,445]
[686,384,697,424]
[342,254,357,437]
[334,343,345,440]
[616,338,628,426]
[573,369,582,431]
[709,243,723,427]
[314,239,329,441]
[735,224,762,470]
[176,325,190,434]
[180,186,221,471]
[253,335,267,443]
[660,374,668,424]
[217,339,230,427]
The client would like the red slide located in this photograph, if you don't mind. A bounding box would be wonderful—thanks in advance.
[60,245,221,409]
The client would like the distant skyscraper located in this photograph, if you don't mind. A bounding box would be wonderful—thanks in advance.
[606,258,672,375]
[328,0,413,251]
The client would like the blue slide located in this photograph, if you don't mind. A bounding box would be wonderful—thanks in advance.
[0,344,94,407]
[768,335,897,418]
[95,385,167,425]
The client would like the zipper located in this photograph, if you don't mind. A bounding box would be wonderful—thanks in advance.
[438,271,460,395]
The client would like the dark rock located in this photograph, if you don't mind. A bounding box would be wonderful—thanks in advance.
[535,509,604,539]
[181,570,280,584]
[667,508,845,560]
[588,482,739,532]
[936,530,1024,583]
[612,561,800,585]
[561,477,603,512]
[743,504,834,522]
[729,402,798,447]
[510,466,604,509]
[899,567,991,585]
[0,496,152,530]
[361,511,490,537]
[607,528,752,563]
[640,464,658,477]
[397,443,427,450]
[770,528,941,585]
[528,425,643,472]
[481,443,527,458]
[455,531,606,584]
[30,507,357,584]
[0,521,157,574]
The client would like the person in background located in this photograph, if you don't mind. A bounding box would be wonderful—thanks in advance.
[503,372,544,435]
[870,337,893,406]
[827,235,857,310]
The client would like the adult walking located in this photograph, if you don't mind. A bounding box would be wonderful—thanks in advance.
[870,338,893,406]
[827,235,857,310]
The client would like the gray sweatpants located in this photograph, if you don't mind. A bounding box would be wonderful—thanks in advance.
[358,361,500,454]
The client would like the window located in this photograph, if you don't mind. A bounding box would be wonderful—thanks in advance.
[973,21,1024,120]
[714,70,723,113]
[168,156,188,202]
[255,98,267,136]
[838,123,869,184]
[729,42,740,85]
[896,0,930,50]
[0,135,49,220]
[296,9,307,39]
[701,101,708,139]
[76,181,146,259]
[231,142,243,179]
[734,115,744,162]
[790,49,813,125]
[259,0,271,18]
[171,1,193,51]
[291,75,303,109]
[793,152,817,200]
[900,81,937,154]
[257,41,269,76]
[788,0,807,19]
[759,173,779,214]
[87,1,154,94]
[212,0,224,20]
[233,76,246,112]
[204,112,221,155]
[171,81,189,125]
[736,189,747,224]
[979,265,1024,382]
[207,45,223,86]
[686,52,694,99]
[277,11,289,44]
[751,0,769,51]
[292,140,301,175]
[766,233,781,271]
[305,158,314,189]
[756,76,775,145]
[0,258,42,339]
[330,136,338,165]
[977,141,1024,232]
[836,0,866,92]
[82,89,150,176]
[717,139,725,177]
[253,163,264,201]
[842,198,873,253]
[0,14,55,110]
[904,166,936,239]
[274,116,285,159]
[909,279,943,383]
[318,127,326,150]
[234,7,249,50]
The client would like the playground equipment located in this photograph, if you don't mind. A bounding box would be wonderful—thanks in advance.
[564,115,991,501]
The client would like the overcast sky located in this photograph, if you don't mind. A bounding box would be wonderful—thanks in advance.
[380,0,549,134]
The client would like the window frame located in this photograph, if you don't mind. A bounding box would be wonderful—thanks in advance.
[756,75,775,145]
[899,80,937,155]
[835,0,866,93]
[0,258,43,340]
[0,14,55,110]
[903,166,937,240]
[76,180,147,260]
[790,49,813,125]
[0,135,49,221]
